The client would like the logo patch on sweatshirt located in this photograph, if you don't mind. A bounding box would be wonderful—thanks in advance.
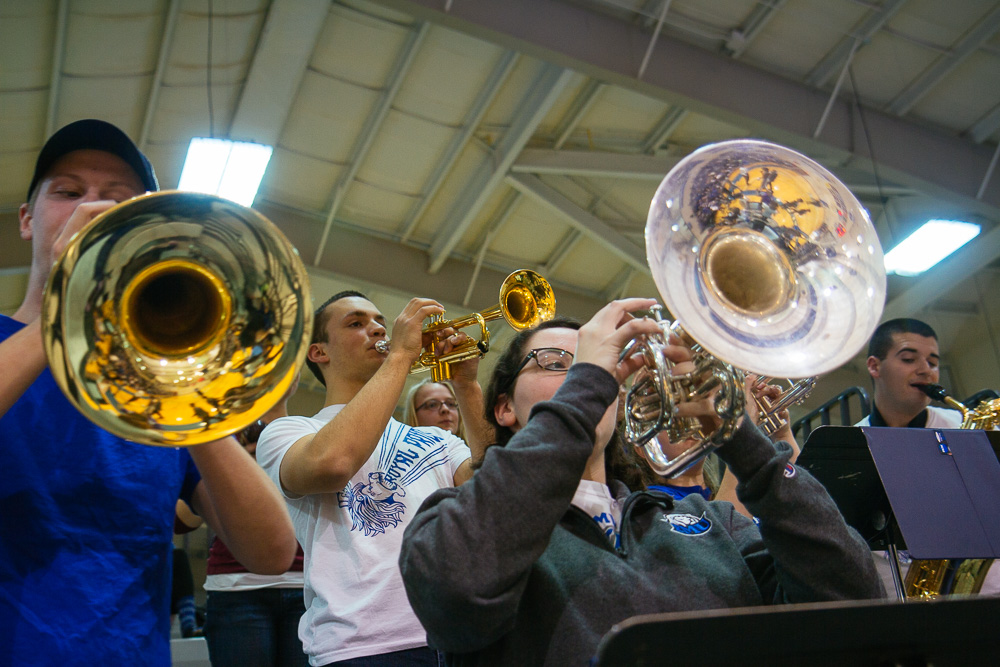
[783,463,796,478]
[662,512,712,536]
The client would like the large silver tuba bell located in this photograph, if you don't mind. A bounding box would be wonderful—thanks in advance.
[42,191,312,447]
[623,139,886,477]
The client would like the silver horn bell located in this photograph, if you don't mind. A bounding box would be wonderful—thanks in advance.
[623,139,886,477]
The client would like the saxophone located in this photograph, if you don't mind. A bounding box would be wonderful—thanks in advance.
[903,384,998,599]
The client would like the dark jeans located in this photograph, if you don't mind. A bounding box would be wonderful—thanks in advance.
[323,647,444,666]
[204,588,308,667]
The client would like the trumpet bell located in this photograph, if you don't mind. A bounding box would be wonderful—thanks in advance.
[496,269,557,331]
[646,139,886,378]
[43,191,312,446]
[413,269,557,381]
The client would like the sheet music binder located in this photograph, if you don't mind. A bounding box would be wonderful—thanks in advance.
[796,426,1000,559]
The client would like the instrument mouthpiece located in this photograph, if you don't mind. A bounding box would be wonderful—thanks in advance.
[915,383,948,401]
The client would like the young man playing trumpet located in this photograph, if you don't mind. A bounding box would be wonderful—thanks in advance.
[256,291,489,665]
[1,119,297,666]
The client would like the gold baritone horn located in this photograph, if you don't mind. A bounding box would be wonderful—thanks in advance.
[375,269,556,381]
[42,191,313,447]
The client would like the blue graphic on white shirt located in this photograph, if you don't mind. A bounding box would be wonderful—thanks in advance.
[338,424,454,536]
[592,512,621,549]
[662,512,713,536]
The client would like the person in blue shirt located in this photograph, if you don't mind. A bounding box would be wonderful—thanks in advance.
[0,119,297,667]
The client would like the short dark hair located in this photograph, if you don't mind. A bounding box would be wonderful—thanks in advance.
[867,318,938,360]
[483,316,581,449]
[305,290,369,386]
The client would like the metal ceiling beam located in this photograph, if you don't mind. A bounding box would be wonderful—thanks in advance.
[398,50,519,241]
[256,198,607,319]
[427,64,572,273]
[641,106,687,154]
[368,0,1000,214]
[969,103,1000,144]
[512,149,680,180]
[887,5,1000,116]
[315,22,430,265]
[506,173,648,273]
[45,0,69,137]
[603,266,637,301]
[805,0,907,88]
[463,188,522,306]
[553,79,605,149]
[541,229,583,274]
[228,0,330,145]
[637,0,672,80]
[723,0,788,59]
[139,0,181,150]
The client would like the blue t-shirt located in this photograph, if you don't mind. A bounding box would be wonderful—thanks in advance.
[0,315,200,667]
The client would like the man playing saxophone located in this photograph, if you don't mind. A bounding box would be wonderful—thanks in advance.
[857,317,998,596]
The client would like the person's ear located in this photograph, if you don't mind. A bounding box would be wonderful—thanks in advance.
[866,355,880,379]
[307,342,328,366]
[494,393,517,428]
[18,203,33,241]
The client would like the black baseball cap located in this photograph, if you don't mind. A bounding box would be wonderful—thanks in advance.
[27,119,159,202]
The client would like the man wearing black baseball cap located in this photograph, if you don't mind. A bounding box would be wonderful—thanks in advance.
[1,120,298,666]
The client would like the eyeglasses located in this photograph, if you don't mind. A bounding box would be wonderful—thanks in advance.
[237,419,267,447]
[514,347,574,375]
[417,399,459,412]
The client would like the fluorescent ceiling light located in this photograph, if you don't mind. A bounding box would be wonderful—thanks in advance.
[883,219,980,277]
[177,138,273,207]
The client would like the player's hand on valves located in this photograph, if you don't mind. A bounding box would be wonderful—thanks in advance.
[389,298,445,362]
[51,200,119,262]
[437,329,480,386]
[746,374,795,444]
[575,298,661,384]
[662,331,725,437]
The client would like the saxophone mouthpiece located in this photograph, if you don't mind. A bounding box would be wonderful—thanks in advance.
[914,383,948,401]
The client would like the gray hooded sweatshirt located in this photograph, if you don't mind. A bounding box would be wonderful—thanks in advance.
[400,364,885,666]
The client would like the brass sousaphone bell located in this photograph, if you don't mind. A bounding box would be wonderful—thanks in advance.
[376,269,556,381]
[42,191,312,446]
[623,139,887,476]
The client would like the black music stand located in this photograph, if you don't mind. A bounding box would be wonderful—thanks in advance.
[594,597,1000,666]
[797,426,1000,598]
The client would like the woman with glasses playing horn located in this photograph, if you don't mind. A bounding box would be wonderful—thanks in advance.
[398,303,885,666]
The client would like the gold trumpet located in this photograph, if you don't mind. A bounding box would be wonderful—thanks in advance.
[622,139,886,477]
[42,190,312,447]
[375,269,556,381]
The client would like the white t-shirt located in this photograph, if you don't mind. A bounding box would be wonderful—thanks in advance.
[855,405,963,428]
[571,479,622,549]
[256,405,471,665]
[204,570,304,592]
